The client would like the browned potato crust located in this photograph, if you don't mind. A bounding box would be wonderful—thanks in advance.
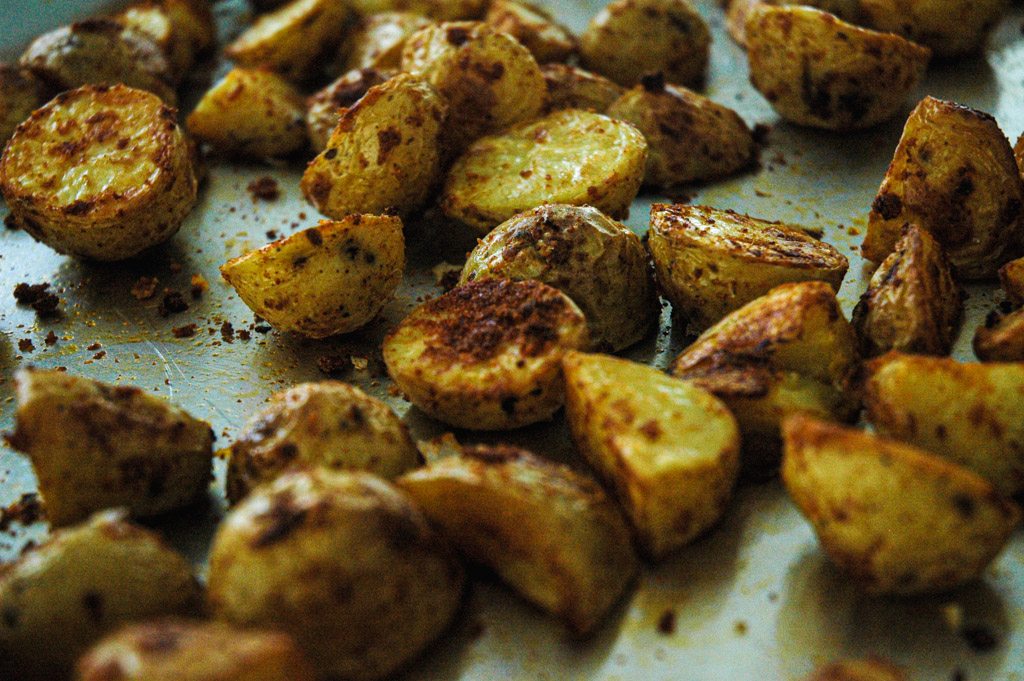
[1000,256,1024,304]
[343,12,433,71]
[305,68,392,152]
[541,63,624,113]
[858,0,1009,58]
[974,306,1024,362]
[0,65,47,145]
[484,0,576,64]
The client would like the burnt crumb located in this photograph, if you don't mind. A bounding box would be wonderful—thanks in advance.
[446,25,470,46]
[254,324,272,334]
[237,329,251,341]
[318,354,350,374]
[657,609,676,635]
[93,351,106,360]
[13,283,60,316]
[247,176,280,201]
[158,290,189,317]
[87,343,102,351]
[4,214,20,230]
[130,276,159,301]
[872,192,903,221]
[266,230,279,240]
[172,323,198,338]
[44,331,58,346]
[0,493,44,532]
[220,321,235,342]
[190,274,208,299]
[17,338,34,353]
[641,71,666,93]
[962,625,998,652]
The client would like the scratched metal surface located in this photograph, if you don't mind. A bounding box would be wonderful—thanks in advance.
[1,1,1023,679]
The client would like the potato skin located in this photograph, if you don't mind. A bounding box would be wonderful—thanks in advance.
[541,63,624,114]
[484,0,576,64]
[782,414,1018,595]
[0,65,47,145]
[858,0,1009,58]
[305,68,392,152]
[1000,256,1024,304]
[343,12,432,71]
[973,306,1024,362]
[114,2,194,81]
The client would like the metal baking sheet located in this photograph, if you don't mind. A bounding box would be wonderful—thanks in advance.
[1,1,1023,679]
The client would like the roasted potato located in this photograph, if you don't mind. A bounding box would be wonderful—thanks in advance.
[398,444,639,635]
[974,306,1024,362]
[484,0,576,64]
[440,108,648,233]
[0,84,197,261]
[207,468,465,681]
[0,64,47,145]
[305,68,392,152]
[782,413,1018,594]
[383,279,588,430]
[114,2,194,80]
[0,509,203,681]
[863,352,1024,496]
[858,0,1008,58]
[579,0,710,88]
[726,0,864,47]
[186,67,307,158]
[350,0,487,20]
[605,77,757,188]
[76,620,316,681]
[562,351,741,559]
[460,204,657,352]
[804,657,908,681]
[648,204,848,331]
[220,215,405,338]
[226,381,419,503]
[343,12,433,71]
[852,223,961,357]
[162,0,217,56]
[541,63,624,114]
[1001,256,1024,304]
[746,5,930,130]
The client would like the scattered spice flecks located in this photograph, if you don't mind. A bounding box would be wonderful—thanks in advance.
[172,324,198,338]
[0,493,44,532]
[17,338,34,353]
[130,276,159,300]
[247,176,280,201]
[158,290,189,317]
[13,282,59,316]
[190,274,209,298]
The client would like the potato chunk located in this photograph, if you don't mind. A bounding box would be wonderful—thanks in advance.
[649,204,848,331]
[484,0,576,64]
[863,97,1024,279]
[460,204,656,352]
[440,108,648,233]
[0,84,197,261]
[541,63,624,114]
[383,279,588,430]
[1001,257,1024,304]
[0,65,47,145]
[305,68,392,152]
[974,306,1024,362]
[746,5,930,130]
[858,0,1009,58]
[114,2,195,80]
[562,352,740,559]
[398,445,639,635]
[343,12,432,71]
[220,215,404,338]
[726,0,864,47]
[782,414,1017,594]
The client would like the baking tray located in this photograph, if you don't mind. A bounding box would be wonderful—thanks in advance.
[1,1,1022,679]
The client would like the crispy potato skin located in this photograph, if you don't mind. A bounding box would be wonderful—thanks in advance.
[0,65,47,145]
[220,215,405,338]
[852,224,961,357]
[649,204,848,331]
[305,68,392,152]
[746,5,930,130]
[858,0,1009,58]
[782,414,1018,595]
[863,97,1024,278]
[460,204,657,352]
[974,306,1024,362]
[397,445,639,635]
[344,12,432,72]
[541,63,624,114]
[484,0,576,64]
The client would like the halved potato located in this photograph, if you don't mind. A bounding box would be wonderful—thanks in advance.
[383,279,588,430]
[726,0,864,47]
[541,63,624,114]
[440,108,648,233]
[863,96,1024,278]
[484,0,576,64]
[114,2,194,80]
[305,68,392,152]
[974,306,1024,362]
[343,12,433,71]
[858,0,1009,58]
[746,5,930,130]
[1001,256,1024,304]
[220,215,404,338]
[397,444,639,635]
[649,204,848,331]
[0,65,47,145]
[782,413,1018,594]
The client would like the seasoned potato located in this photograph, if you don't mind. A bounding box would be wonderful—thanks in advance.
[383,279,588,430]
[562,351,740,559]
[858,0,1008,58]
[484,0,576,64]
[1001,256,1024,304]
[460,204,657,352]
[226,381,419,503]
[863,352,1024,496]
[186,67,307,158]
[606,77,757,188]
[852,224,961,357]
[76,620,316,681]
[782,413,1018,594]
[350,0,487,20]
[541,63,624,113]
[162,0,217,56]
[220,215,404,338]
[649,204,848,331]
[0,510,203,681]
[804,657,908,681]
[440,108,648,233]
[207,469,465,681]
[726,0,864,47]
[974,306,1024,362]
[863,97,1024,279]
[344,12,432,71]
[398,445,639,635]
[746,5,930,130]
[0,65,47,145]
[305,67,392,152]
[1015,132,1024,182]
[579,0,710,88]
[114,2,194,80]
[0,84,197,261]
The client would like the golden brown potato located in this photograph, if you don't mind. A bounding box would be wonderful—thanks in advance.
[0,84,197,261]
[974,306,1024,362]
[220,215,404,338]
[207,468,465,681]
[0,65,47,145]
[863,352,1024,496]
[484,0,576,64]
[397,445,639,635]
[782,413,1018,595]
[460,204,657,352]
[305,68,392,152]
[383,279,588,430]
[852,224,961,357]
[114,2,194,80]
[301,73,446,218]
[440,108,648,233]
[858,0,1008,58]
[343,12,432,71]
[649,204,848,332]
[1000,256,1024,304]
[162,0,217,56]
[746,5,930,130]
[541,63,624,114]
[726,0,864,47]
[350,0,487,20]
[804,657,908,681]
[863,97,1024,279]
[579,0,710,88]
[0,510,203,681]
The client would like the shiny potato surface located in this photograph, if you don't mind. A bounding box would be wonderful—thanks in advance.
[858,0,1009,58]
[343,12,433,71]
[974,306,1024,362]
[0,64,47,145]
[1001,256,1024,304]
[541,63,624,113]
[305,67,392,152]
[484,0,576,64]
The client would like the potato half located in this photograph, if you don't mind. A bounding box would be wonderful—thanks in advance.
[782,413,1018,594]
[484,0,576,64]
[343,12,433,71]
[726,0,864,47]
[220,215,404,338]
[1001,257,1024,304]
[305,68,392,152]
[114,2,194,80]
[0,64,47,145]
[858,0,1009,58]
[541,63,624,114]
[974,306,1024,362]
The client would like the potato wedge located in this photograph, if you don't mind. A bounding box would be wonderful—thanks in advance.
[974,306,1024,362]
[726,0,864,47]
[863,97,1024,278]
[863,352,1024,496]
[541,63,624,114]
[746,5,930,130]
[207,469,465,681]
[782,413,1018,594]
[460,204,657,352]
[383,279,588,430]
[220,215,404,338]
[305,68,392,152]
[858,0,1009,58]
[0,84,197,261]
[1000,256,1024,304]
[649,204,848,331]
[440,108,648,233]
[397,445,639,635]
[344,12,432,71]
[804,657,908,681]
[0,65,47,145]
[484,0,576,64]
